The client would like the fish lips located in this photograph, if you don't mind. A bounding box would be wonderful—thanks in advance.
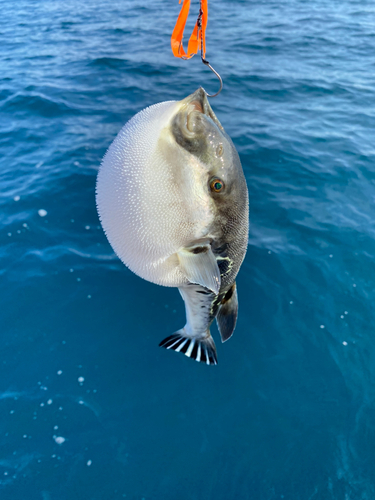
[185,87,223,131]
[172,88,224,153]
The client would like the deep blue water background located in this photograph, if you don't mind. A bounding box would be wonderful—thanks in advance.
[1,0,375,498]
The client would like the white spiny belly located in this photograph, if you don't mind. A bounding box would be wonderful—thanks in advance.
[96,100,214,287]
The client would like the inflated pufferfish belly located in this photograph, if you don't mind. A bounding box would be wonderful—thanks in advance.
[96,88,249,366]
[97,100,214,287]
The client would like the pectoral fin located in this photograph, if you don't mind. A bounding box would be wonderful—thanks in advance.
[178,244,221,295]
[216,283,238,342]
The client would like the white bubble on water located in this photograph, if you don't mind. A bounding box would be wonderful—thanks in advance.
[87,295,91,299]
[38,209,47,217]
[85,225,90,230]
[344,311,348,315]
[14,195,20,201]
[54,426,58,430]
[353,284,357,288]
[320,325,325,329]
[342,341,348,346]
[78,377,85,383]
[53,436,65,445]
[47,399,53,405]
[7,233,11,237]
[87,460,92,466]
[340,315,344,319]
[57,370,62,375]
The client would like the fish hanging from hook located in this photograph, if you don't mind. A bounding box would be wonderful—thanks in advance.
[96,0,247,366]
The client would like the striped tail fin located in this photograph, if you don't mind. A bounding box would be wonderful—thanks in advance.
[159,332,218,365]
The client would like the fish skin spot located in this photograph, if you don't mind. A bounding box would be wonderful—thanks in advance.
[192,246,208,254]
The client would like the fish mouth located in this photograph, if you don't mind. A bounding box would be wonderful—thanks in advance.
[183,88,223,131]
[175,88,224,141]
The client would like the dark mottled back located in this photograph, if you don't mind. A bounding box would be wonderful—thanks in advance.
[172,88,249,292]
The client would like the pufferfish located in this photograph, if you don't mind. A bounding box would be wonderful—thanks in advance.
[96,88,249,365]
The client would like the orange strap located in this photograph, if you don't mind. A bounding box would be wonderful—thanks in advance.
[171,0,208,60]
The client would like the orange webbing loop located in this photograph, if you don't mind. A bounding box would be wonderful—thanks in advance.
[171,0,207,60]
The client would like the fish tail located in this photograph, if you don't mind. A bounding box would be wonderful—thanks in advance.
[159,330,218,365]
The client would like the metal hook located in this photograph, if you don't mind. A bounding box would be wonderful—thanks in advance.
[201,57,223,98]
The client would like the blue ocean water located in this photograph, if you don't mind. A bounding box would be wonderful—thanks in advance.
[1,0,375,498]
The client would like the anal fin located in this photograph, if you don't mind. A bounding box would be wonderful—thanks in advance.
[216,283,238,343]
[159,331,218,365]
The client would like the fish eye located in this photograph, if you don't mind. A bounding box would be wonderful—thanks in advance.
[210,178,225,193]
[216,144,223,157]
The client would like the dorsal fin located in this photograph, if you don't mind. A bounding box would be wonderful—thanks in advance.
[216,283,238,342]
